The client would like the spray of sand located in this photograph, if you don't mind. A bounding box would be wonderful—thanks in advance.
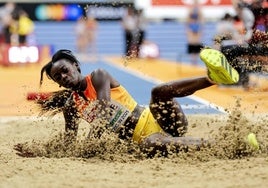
[13,97,267,163]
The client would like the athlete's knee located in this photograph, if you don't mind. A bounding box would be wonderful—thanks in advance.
[151,83,171,98]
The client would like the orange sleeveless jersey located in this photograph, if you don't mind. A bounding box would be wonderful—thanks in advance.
[85,75,137,111]
[72,74,163,143]
[73,75,138,121]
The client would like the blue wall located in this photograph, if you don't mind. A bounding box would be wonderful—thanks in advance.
[34,21,217,62]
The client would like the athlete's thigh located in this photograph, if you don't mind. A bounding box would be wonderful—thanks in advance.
[149,98,188,136]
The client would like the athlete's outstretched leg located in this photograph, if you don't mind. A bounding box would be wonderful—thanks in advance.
[149,49,239,137]
[149,76,213,137]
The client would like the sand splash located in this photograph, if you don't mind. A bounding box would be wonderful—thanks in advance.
[13,99,268,162]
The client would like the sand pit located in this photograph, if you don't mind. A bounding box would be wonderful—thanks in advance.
[1,111,267,188]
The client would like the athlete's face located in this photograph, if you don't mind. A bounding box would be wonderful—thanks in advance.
[50,59,82,89]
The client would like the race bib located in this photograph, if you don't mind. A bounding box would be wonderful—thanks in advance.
[73,92,131,132]
[107,100,131,132]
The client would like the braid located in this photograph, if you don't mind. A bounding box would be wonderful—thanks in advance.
[40,61,53,87]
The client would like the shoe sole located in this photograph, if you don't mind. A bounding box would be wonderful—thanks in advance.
[200,49,239,84]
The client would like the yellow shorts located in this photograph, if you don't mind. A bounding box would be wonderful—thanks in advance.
[132,107,164,143]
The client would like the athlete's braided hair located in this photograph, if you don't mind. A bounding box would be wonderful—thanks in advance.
[40,49,81,86]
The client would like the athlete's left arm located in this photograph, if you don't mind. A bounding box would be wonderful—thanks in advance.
[91,68,120,110]
[90,69,121,130]
[91,69,112,101]
[62,99,80,144]
[92,68,120,93]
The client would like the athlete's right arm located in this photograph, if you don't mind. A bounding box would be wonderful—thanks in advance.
[62,104,80,144]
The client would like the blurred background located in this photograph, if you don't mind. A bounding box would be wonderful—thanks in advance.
[0,0,267,116]
[1,0,266,65]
